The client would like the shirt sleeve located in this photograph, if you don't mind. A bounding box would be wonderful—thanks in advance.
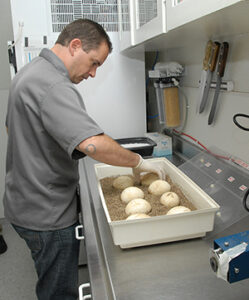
[41,82,104,159]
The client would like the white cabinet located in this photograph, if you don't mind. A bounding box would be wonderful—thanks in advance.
[166,0,243,31]
[118,0,247,51]
[133,0,167,45]
[117,0,135,51]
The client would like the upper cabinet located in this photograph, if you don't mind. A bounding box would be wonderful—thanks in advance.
[117,0,247,51]
[133,0,167,45]
[118,0,167,50]
[166,0,243,31]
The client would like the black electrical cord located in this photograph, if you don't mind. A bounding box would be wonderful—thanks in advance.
[233,113,249,211]
[233,113,249,131]
[243,189,249,212]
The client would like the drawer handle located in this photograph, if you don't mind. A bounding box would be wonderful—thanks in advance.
[79,283,91,300]
[75,225,85,240]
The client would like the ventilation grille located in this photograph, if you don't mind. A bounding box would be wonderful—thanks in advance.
[50,0,118,32]
[120,0,130,31]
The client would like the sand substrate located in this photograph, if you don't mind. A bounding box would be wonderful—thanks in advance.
[100,175,196,221]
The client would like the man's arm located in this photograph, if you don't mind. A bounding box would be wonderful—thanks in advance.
[77,134,140,167]
[77,134,167,180]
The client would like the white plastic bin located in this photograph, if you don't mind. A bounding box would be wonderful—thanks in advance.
[95,157,219,248]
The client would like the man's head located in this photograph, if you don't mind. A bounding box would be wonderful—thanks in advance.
[56,19,112,54]
[52,19,112,84]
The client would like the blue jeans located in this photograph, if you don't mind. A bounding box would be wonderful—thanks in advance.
[12,223,80,300]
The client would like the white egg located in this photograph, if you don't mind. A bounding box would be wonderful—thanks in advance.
[160,192,180,208]
[125,198,152,215]
[141,172,159,186]
[121,186,144,203]
[126,213,151,220]
[148,180,171,196]
[112,175,134,190]
[166,206,191,215]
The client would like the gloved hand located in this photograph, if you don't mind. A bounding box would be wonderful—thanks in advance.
[133,155,167,183]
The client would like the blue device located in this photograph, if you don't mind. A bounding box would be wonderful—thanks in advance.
[210,230,249,283]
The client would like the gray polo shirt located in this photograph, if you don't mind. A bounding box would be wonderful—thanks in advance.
[4,48,104,231]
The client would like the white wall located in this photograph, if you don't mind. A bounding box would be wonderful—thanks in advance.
[146,32,249,164]
[76,33,146,139]
[10,0,52,71]
[0,0,14,218]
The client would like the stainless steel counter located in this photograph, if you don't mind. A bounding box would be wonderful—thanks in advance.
[79,138,249,300]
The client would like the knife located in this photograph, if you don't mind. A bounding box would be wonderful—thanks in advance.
[208,42,229,125]
[199,41,220,113]
[197,40,213,112]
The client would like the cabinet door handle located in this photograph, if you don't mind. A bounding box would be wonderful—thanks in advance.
[79,283,92,300]
[75,225,85,240]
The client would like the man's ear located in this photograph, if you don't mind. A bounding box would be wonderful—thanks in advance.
[69,38,82,56]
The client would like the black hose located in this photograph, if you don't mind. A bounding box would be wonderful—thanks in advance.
[233,113,249,131]
[243,189,249,212]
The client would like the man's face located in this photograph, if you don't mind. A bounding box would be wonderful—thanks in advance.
[69,41,109,84]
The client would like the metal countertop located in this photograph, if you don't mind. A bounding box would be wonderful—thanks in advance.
[79,139,249,300]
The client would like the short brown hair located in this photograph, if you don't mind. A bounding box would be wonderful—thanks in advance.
[56,19,112,53]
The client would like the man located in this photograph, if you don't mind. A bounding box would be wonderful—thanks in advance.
[4,19,166,299]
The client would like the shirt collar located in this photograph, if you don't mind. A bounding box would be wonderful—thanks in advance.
[39,48,70,80]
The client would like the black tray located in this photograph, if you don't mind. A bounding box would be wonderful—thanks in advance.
[115,137,157,157]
